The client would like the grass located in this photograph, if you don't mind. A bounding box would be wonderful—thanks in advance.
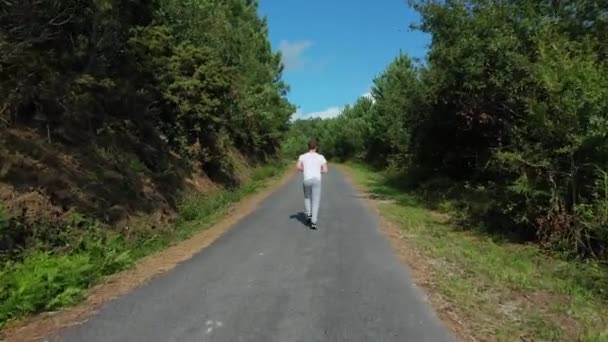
[0,161,287,328]
[345,162,608,342]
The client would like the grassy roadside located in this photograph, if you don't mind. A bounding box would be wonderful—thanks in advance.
[343,163,608,342]
[0,161,288,329]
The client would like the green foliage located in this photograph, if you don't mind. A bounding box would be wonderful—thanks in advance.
[287,0,608,260]
[1,0,292,171]
[0,239,132,326]
[146,0,294,161]
[0,205,7,231]
[178,192,226,223]
[367,54,423,167]
[283,54,422,168]
[250,161,285,182]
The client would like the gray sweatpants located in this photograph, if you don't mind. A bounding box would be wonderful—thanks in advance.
[303,178,322,224]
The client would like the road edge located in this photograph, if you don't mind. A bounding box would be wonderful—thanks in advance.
[336,164,474,342]
[2,168,296,342]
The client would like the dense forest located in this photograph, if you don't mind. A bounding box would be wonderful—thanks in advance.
[0,0,293,246]
[0,0,292,324]
[1,0,293,169]
[284,0,608,261]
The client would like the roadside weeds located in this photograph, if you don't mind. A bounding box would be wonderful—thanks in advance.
[338,164,608,342]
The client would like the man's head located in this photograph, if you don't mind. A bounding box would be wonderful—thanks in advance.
[308,139,318,151]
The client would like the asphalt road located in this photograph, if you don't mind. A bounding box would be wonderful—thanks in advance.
[49,169,454,342]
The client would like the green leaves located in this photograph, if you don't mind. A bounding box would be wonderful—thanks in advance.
[1,0,292,167]
[0,245,132,326]
[285,0,608,260]
[140,0,292,160]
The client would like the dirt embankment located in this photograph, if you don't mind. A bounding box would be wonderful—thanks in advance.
[0,126,244,255]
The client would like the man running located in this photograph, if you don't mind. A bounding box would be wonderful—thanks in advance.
[296,139,328,229]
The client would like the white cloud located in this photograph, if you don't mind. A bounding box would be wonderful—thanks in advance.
[290,108,304,122]
[279,40,314,70]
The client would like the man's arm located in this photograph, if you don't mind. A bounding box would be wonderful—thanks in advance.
[321,160,328,174]
[296,158,303,172]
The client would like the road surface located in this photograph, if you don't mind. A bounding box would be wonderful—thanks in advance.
[49,169,453,342]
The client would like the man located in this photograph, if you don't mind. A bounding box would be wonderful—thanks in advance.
[296,139,328,229]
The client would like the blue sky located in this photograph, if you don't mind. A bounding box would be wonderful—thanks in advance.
[257,0,430,119]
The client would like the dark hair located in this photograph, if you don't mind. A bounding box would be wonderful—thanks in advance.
[308,139,318,150]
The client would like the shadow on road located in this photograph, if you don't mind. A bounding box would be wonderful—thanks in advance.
[289,212,310,228]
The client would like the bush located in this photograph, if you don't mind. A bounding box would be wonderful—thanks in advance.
[0,241,131,326]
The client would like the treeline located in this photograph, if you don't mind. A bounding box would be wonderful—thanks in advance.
[284,0,608,260]
[1,0,293,180]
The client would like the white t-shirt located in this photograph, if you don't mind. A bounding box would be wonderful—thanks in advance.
[298,152,327,181]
